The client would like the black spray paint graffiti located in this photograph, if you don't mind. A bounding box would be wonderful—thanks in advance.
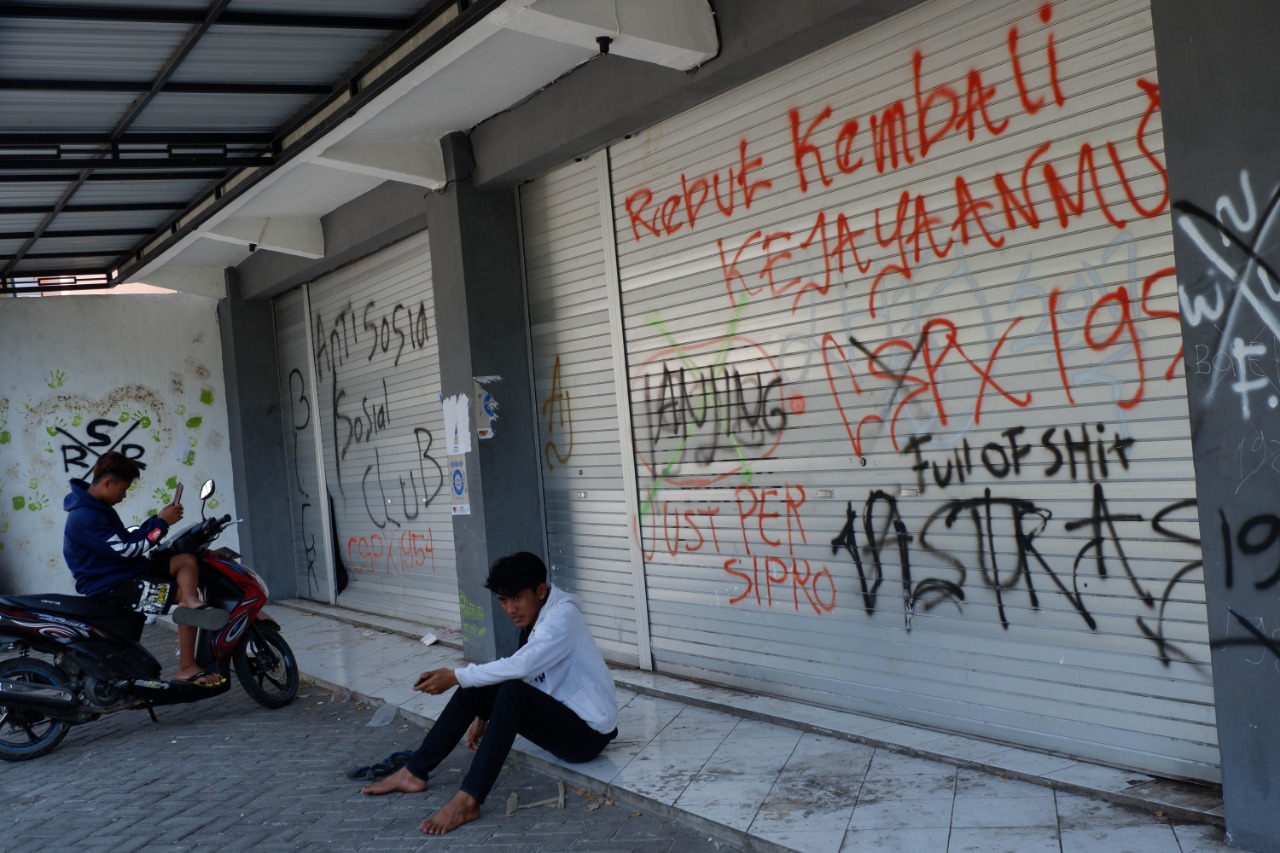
[1136,499,1203,668]
[285,368,323,596]
[901,425,1135,494]
[334,378,393,470]
[58,419,147,473]
[312,299,431,379]
[1215,508,1280,669]
[311,299,433,496]
[828,436,1203,666]
[1175,170,1280,422]
[361,428,444,530]
[831,489,1098,631]
[298,502,322,597]
[286,368,311,500]
[639,362,788,468]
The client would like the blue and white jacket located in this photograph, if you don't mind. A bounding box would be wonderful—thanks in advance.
[63,478,169,597]
[454,585,619,734]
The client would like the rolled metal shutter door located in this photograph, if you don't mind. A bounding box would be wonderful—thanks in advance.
[608,0,1213,780]
[281,230,459,627]
[521,154,648,666]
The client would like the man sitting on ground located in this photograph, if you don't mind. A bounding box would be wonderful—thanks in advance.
[362,551,619,835]
[63,451,227,685]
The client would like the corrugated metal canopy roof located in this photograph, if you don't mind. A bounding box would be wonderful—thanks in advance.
[0,0,491,290]
[2,0,721,294]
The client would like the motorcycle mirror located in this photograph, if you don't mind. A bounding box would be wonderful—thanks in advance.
[198,479,215,520]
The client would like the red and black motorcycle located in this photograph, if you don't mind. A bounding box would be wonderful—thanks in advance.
[0,480,298,760]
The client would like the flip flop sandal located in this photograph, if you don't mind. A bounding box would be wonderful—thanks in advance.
[347,750,413,781]
[172,604,230,630]
[346,763,378,781]
[176,669,226,687]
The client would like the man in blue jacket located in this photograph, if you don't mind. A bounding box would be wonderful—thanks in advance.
[64,451,227,685]
[362,551,619,836]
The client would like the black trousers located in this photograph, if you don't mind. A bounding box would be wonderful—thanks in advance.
[404,680,616,804]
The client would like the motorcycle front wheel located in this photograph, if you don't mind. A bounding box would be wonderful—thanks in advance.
[0,657,72,761]
[232,623,298,709]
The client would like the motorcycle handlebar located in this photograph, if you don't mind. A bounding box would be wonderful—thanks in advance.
[172,514,233,554]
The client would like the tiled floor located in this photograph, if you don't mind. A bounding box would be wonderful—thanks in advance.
[271,600,1234,853]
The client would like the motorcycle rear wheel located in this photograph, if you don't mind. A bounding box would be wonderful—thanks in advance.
[233,623,298,709]
[0,657,72,761]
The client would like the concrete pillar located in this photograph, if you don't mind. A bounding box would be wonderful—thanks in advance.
[425,133,544,662]
[216,269,297,600]
[1152,3,1280,850]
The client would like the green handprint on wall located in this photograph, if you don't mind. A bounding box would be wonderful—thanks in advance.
[46,369,65,389]
[116,407,154,428]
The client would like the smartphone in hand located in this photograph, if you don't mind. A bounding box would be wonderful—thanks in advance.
[173,482,184,504]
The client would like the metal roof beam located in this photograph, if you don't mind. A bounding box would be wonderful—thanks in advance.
[1,79,330,96]
[1,0,232,278]
[2,170,224,182]
[0,228,154,240]
[0,156,273,171]
[2,270,109,282]
[0,202,187,215]
[5,251,121,260]
[0,133,273,146]
[1,274,114,295]
[0,4,412,30]
[117,0,498,284]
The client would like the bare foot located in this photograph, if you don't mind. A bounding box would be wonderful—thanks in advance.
[419,791,480,835]
[362,766,427,796]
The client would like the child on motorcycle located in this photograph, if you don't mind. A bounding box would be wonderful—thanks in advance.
[361,551,619,835]
[63,450,227,685]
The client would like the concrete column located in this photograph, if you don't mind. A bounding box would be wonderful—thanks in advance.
[425,133,544,662]
[1152,3,1280,850]
[216,269,297,600]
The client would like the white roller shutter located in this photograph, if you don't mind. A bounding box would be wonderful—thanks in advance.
[521,154,649,666]
[277,230,459,627]
[607,0,1213,780]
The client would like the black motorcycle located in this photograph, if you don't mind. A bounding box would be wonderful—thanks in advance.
[0,480,298,760]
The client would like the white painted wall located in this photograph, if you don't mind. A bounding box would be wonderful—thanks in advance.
[0,293,238,596]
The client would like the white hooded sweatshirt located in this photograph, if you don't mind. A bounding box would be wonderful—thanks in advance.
[453,585,619,734]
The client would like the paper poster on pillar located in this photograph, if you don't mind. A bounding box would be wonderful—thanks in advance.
[442,393,472,455]
[449,455,470,516]
[473,376,500,439]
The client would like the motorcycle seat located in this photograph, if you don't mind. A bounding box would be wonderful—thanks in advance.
[0,594,145,641]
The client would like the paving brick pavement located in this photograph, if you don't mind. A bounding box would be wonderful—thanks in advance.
[0,626,738,853]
